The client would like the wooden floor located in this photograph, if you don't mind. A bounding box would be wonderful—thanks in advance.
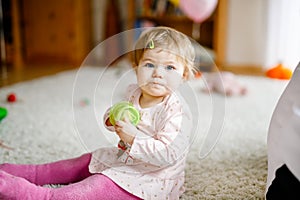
[0,64,79,87]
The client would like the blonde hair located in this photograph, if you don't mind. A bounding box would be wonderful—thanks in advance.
[132,26,196,80]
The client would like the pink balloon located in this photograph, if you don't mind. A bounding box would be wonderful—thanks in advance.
[179,0,218,23]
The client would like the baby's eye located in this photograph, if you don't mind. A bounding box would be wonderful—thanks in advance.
[144,63,155,68]
[165,65,176,70]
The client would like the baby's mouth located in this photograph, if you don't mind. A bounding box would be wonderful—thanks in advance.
[150,82,164,87]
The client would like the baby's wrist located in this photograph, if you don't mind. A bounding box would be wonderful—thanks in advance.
[118,140,132,150]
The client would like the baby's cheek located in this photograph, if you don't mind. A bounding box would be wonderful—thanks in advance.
[137,74,148,86]
[166,75,183,90]
[137,67,153,82]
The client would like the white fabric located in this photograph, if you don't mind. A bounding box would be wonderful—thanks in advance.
[267,63,300,190]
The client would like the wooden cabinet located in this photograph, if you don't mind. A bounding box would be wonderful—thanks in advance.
[9,0,92,67]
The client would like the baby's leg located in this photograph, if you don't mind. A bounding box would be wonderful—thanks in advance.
[0,170,51,199]
[0,153,92,185]
[50,174,141,200]
[0,171,140,200]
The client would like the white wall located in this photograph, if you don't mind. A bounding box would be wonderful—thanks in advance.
[264,0,300,70]
[225,0,300,70]
[226,0,268,67]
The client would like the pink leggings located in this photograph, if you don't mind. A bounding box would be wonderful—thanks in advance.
[0,153,141,200]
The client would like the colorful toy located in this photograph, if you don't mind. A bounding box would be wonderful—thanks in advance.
[266,63,293,80]
[169,0,180,7]
[0,107,7,122]
[109,101,140,126]
[194,71,202,79]
[7,93,17,103]
[0,107,12,150]
[79,98,90,107]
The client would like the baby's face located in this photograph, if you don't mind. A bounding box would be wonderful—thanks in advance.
[136,48,186,98]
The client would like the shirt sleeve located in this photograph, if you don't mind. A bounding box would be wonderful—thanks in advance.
[128,101,190,167]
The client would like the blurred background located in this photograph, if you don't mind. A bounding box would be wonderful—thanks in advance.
[0,0,300,86]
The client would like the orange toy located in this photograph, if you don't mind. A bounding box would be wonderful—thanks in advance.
[266,63,293,80]
[194,71,202,79]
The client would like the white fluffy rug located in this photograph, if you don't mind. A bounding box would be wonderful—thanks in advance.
[0,66,288,199]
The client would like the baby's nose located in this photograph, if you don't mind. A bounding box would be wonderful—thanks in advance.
[152,66,164,78]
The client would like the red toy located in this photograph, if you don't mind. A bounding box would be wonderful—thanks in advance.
[7,93,16,103]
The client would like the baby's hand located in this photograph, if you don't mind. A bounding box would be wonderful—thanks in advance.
[115,120,138,145]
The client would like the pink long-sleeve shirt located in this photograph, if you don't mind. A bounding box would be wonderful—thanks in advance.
[89,84,191,200]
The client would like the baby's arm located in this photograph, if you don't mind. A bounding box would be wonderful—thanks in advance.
[125,103,189,167]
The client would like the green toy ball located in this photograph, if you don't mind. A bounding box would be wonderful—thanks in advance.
[0,107,8,122]
[109,101,140,126]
